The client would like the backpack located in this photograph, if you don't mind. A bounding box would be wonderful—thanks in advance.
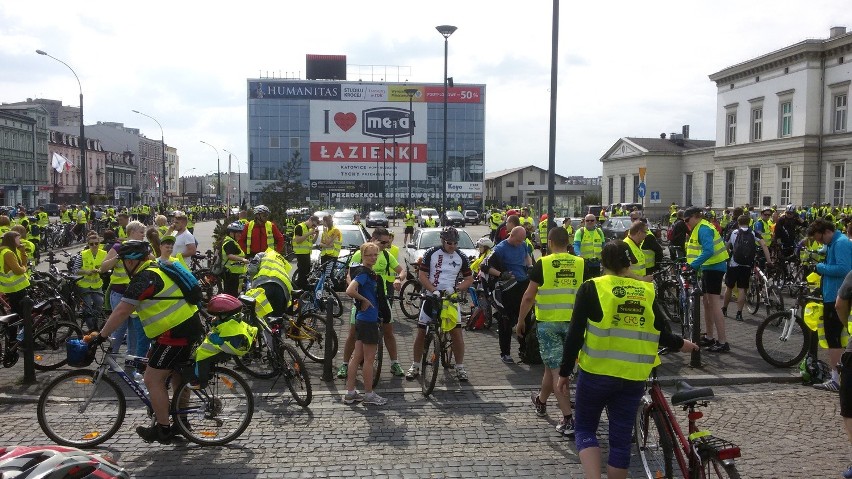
[156,261,203,305]
[731,228,757,265]
[517,316,542,365]
[799,356,831,385]
[210,249,225,276]
[466,306,487,330]
[666,226,674,242]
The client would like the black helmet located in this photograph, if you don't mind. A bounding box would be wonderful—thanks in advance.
[440,227,459,242]
[117,240,150,260]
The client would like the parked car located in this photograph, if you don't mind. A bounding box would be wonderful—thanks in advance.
[42,203,60,216]
[463,210,480,225]
[442,210,465,227]
[332,210,355,225]
[418,208,439,227]
[309,224,369,264]
[383,206,397,220]
[366,211,389,228]
[600,216,662,241]
[403,227,478,275]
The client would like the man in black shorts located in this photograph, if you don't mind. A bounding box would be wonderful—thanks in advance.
[91,240,204,445]
[832,271,852,478]
[722,214,771,321]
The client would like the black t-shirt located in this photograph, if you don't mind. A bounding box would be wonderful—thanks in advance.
[223,240,241,256]
[670,219,688,247]
[294,224,305,237]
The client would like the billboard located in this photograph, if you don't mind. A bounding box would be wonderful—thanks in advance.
[446,182,483,193]
[309,100,428,181]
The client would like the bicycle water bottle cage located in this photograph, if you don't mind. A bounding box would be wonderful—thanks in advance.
[671,381,714,406]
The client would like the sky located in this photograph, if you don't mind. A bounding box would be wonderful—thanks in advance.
[1,1,850,180]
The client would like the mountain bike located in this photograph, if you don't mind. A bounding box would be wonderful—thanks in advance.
[419,291,463,397]
[0,307,82,370]
[37,342,254,447]
[634,369,742,478]
[398,278,423,320]
[755,281,816,367]
[745,262,784,316]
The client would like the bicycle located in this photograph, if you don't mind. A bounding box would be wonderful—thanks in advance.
[419,291,464,397]
[282,295,339,364]
[37,342,254,447]
[755,280,817,368]
[0,306,82,370]
[744,262,785,316]
[634,368,742,478]
[398,278,423,320]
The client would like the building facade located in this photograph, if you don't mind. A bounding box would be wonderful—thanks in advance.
[165,145,179,201]
[246,78,486,209]
[0,104,50,207]
[3,98,80,127]
[484,165,602,217]
[48,130,109,204]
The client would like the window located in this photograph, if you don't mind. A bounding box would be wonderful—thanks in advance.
[505,181,514,187]
[751,108,763,141]
[619,176,626,203]
[632,175,639,203]
[684,174,693,206]
[833,163,846,206]
[726,112,737,145]
[705,172,713,207]
[269,136,280,148]
[607,177,613,205]
[835,94,848,132]
[780,166,791,205]
[527,181,534,185]
[749,168,761,206]
[780,101,792,137]
[725,170,735,207]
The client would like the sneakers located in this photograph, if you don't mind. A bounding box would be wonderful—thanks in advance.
[501,355,515,364]
[390,363,405,377]
[707,341,730,353]
[136,424,173,444]
[336,364,349,379]
[363,392,388,405]
[531,393,547,417]
[842,464,852,479]
[699,335,716,347]
[734,311,744,322]
[405,366,420,380]
[813,379,840,392]
[721,306,727,318]
[456,367,469,382]
[343,390,364,404]
[556,415,575,437]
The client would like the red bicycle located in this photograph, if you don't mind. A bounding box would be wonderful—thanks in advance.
[634,369,742,478]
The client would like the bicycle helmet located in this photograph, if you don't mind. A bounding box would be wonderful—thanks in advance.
[117,240,150,260]
[0,445,129,479]
[476,237,494,249]
[207,294,243,316]
[786,204,796,213]
[227,221,244,232]
[253,205,270,215]
[440,227,459,242]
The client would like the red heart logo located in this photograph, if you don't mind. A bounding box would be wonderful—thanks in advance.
[334,112,357,132]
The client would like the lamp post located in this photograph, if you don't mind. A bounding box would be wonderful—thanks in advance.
[37,49,87,203]
[382,137,387,208]
[436,25,457,216]
[131,109,166,209]
[404,88,417,210]
[224,149,242,209]
[199,141,220,205]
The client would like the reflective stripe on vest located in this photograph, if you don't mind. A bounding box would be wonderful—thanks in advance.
[538,220,548,242]
[78,248,107,290]
[577,275,660,381]
[245,287,274,318]
[534,252,584,322]
[579,228,604,260]
[685,220,728,267]
[625,237,646,277]
[138,266,198,338]
[247,220,274,253]
[292,222,312,255]
[321,227,342,257]
[0,247,29,293]
[222,237,247,274]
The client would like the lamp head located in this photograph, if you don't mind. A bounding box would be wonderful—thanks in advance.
[436,25,457,38]
[404,88,418,97]
[132,109,140,113]
[36,49,47,55]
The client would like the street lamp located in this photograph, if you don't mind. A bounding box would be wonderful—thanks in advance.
[199,141,220,205]
[436,25,457,216]
[37,49,87,203]
[132,109,167,208]
[224,149,242,209]
[404,88,417,209]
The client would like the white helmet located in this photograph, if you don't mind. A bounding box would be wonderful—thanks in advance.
[476,237,494,249]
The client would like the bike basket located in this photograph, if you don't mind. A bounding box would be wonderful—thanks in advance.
[440,301,459,332]
[66,339,93,367]
[803,302,823,332]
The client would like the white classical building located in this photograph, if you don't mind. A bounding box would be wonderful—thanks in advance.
[602,26,852,218]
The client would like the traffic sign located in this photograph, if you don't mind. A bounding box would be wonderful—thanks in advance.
[638,182,646,198]
[650,191,661,204]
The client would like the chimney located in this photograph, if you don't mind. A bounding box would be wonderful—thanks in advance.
[682,125,690,139]
[660,133,666,139]
[830,26,847,38]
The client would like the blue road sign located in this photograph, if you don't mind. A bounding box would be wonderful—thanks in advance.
[650,191,660,201]
[638,182,646,198]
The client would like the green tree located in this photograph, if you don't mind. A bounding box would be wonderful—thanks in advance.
[259,150,306,220]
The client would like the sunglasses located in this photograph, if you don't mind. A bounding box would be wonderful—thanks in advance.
[443,241,458,245]
[585,220,596,223]
[88,242,100,246]
[377,240,390,245]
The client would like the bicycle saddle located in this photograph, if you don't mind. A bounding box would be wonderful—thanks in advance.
[671,380,714,406]
[0,314,19,324]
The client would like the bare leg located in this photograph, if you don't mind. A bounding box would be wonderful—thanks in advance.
[361,342,377,393]
[450,328,464,364]
[144,367,173,425]
[578,447,602,479]
[383,322,398,361]
[346,342,364,392]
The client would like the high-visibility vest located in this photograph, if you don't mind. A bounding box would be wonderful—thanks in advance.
[78,248,107,290]
[489,213,501,230]
[254,251,293,296]
[60,210,72,223]
[578,275,660,381]
[291,222,313,255]
[578,227,604,261]
[158,225,169,238]
[245,287,274,318]
[321,226,342,257]
[535,252,584,322]
[246,220,274,253]
[755,219,773,246]
[625,236,646,277]
[116,225,127,240]
[640,237,656,271]
[222,237,247,275]
[404,214,415,227]
[0,247,29,294]
[563,222,574,236]
[424,218,437,227]
[685,219,729,267]
[137,262,198,338]
[75,209,87,224]
[37,212,49,228]
[195,318,258,361]
[109,244,130,287]
[538,220,549,244]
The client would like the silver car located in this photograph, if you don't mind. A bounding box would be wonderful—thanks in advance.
[403,227,478,276]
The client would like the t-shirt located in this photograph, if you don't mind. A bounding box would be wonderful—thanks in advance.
[419,246,472,292]
[351,266,379,322]
[173,230,196,257]
[837,270,852,353]
[491,240,529,281]
[351,249,399,285]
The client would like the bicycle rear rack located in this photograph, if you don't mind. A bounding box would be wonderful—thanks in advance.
[693,434,741,461]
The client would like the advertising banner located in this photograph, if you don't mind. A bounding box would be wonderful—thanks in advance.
[446,182,484,193]
[341,84,387,101]
[249,81,341,100]
[422,86,482,103]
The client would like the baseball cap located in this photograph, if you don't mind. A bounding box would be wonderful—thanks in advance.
[683,206,703,218]
[173,210,187,219]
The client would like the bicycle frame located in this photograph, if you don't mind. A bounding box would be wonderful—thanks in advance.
[90,352,153,410]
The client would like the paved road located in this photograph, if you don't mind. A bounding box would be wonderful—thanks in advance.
[6,220,846,477]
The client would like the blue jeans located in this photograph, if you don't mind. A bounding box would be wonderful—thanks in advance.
[80,290,104,332]
[574,369,645,470]
[108,290,149,356]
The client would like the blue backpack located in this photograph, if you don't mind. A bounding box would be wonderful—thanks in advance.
[154,261,203,305]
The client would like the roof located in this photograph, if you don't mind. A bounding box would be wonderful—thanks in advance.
[484,165,529,180]
[625,137,716,152]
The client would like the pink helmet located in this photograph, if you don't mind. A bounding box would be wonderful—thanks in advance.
[207,294,243,316]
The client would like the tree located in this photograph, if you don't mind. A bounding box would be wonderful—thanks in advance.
[259,150,306,220]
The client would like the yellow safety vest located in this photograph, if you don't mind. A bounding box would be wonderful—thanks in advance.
[109,244,130,287]
[157,225,169,238]
[489,213,501,230]
[685,219,729,267]
[578,227,604,261]
[424,218,437,227]
[578,275,660,381]
[75,209,87,224]
[563,222,574,236]
[255,250,293,299]
[245,287,274,318]
[535,252,584,322]
[641,237,656,271]
[292,222,313,255]
[803,302,852,349]
[195,318,258,361]
[755,219,773,246]
[60,210,72,223]
[538,220,549,244]
[404,214,415,227]
[625,237,646,277]
[78,248,107,290]
[321,226,342,257]
[116,225,127,240]
[246,220,274,253]
[137,262,198,338]
[0,247,29,294]
[222,237,247,275]
[37,212,49,228]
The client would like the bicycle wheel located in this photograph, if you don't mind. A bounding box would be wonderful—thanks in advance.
[420,331,440,397]
[233,331,279,379]
[276,341,312,407]
[658,281,682,324]
[634,403,675,479]
[479,293,494,330]
[700,456,741,478]
[33,321,84,371]
[37,369,126,447]
[756,312,808,368]
[171,366,253,446]
[296,313,339,363]
[766,285,785,315]
[746,280,761,315]
[372,323,384,390]
[399,280,422,319]
[318,284,343,318]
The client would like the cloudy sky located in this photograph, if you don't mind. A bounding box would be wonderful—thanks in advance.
[1,1,849,179]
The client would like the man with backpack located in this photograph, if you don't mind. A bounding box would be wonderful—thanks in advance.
[722,214,772,322]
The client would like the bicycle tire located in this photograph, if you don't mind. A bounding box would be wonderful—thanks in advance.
[634,403,675,479]
[701,456,741,478]
[296,313,339,363]
[319,284,343,318]
[658,281,682,324]
[420,331,440,397]
[233,330,278,379]
[756,311,808,368]
[37,369,126,447]
[171,366,254,446]
[277,341,312,407]
[399,280,422,320]
[372,323,384,390]
[479,293,494,329]
[33,321,84,371]
[746,281,761,315]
